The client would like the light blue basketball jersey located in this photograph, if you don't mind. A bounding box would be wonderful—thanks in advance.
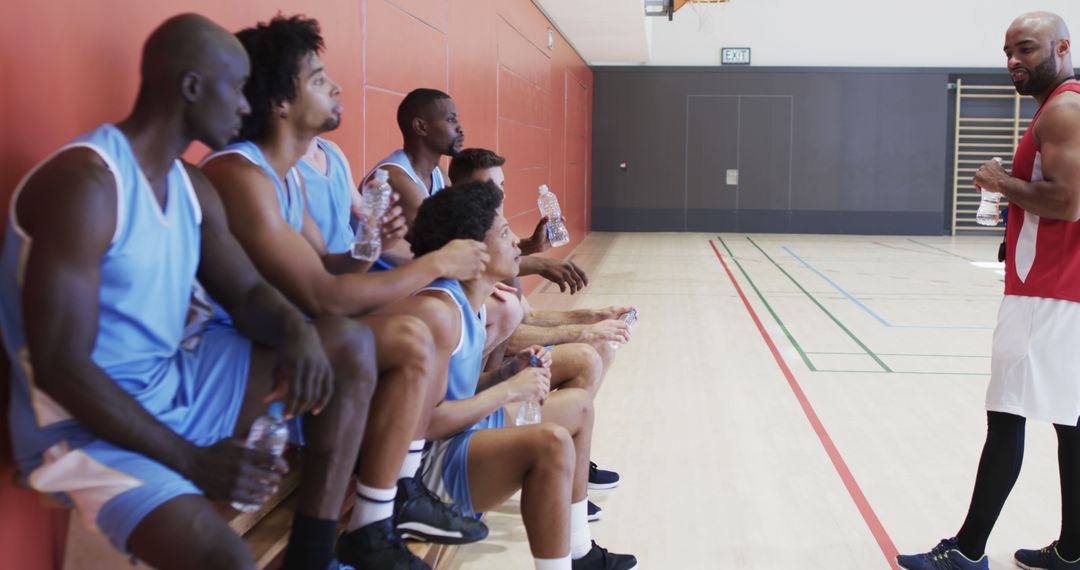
[366,149,446,271]
[200,141,304,327]
[1,124,204,469]
[367,148,446,197]
[417,278,502,432]
[298,137,355,255]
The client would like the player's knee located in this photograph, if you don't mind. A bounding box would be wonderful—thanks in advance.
[502,294,526,328]
[314,314,375,361]
[486,296,524,344]
[384,314,436,379]
[196,538,256,570]
[315,315,378,398]
[531,424,575,476]
[174,522,255,570]
[567,343,603,388]
[594,338,616,364]
[581,344,603,379]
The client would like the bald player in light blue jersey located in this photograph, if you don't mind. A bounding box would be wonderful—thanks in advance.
[0,14,376,570]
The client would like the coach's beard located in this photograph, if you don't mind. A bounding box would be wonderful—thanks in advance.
[1013,54,1059,96]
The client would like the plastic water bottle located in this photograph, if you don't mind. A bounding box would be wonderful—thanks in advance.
[351,169,392,260]
[515,394,542,427]
[537,185,570,247]
[609,309,639,350]
[231,401,289,512]
[515,346,551,426]
[975,157,1005,226]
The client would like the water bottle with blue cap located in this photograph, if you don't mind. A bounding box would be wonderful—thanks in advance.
[515,345,552,426]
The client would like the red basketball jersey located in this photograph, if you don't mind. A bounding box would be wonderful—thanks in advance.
[1004,81,1080,302]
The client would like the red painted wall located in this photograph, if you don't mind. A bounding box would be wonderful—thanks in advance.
[361,0,593,256]
[0,1,591,567]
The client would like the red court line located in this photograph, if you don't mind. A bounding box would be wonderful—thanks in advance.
[709,240,899,569]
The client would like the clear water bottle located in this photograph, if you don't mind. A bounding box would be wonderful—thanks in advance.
[231,401,289,513]
[975,157,1005,226]
[351,169,393,260]
[609,309,639,350]
[515,397,542,427]
[537,185,570,247]
[515,347,551,426]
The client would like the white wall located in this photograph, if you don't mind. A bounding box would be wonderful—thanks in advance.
[534,0,652,64]
[647,0,1080,67]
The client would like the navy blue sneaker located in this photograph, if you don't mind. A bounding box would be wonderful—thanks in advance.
[394,477,488,544]
[587,500,602,522]
[571,541,637,570]
[326,561,355,570]
[588,462,620,490]
[896,537,988,569]
[1015,541,1080,569]
[337,517,429,570]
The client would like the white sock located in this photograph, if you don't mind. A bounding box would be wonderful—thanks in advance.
[354,482,396,528]
[534,555,571,570]
[570,499,592,559]
[399,439,424,480]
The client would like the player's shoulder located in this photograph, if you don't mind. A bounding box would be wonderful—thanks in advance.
[20,146,115,210]
[1035,88,1080,143]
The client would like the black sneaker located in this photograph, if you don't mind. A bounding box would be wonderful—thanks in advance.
[394,477,488,544]
[588,461,620,490]
[571,541,637,570]
[587,500,602,522]
[337,517,430,570]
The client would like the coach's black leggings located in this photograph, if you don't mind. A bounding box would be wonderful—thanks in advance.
[956,411,1080,560]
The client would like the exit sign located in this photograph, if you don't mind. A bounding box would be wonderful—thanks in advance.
[721,47,751,65]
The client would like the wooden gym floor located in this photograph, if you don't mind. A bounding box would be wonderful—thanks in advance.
[450,232,1060,570]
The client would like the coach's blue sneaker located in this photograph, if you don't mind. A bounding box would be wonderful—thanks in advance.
[326,561,355,570]
[1015,541,1080,569]
[896,537,988,569]
[588,461,620,490]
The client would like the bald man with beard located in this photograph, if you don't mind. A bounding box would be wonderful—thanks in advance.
[898,11,1080,570]
[0,14,377,570]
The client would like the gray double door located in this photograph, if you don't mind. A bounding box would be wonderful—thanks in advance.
[684,95,793,232]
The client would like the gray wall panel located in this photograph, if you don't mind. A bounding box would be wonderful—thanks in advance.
[686,96,739,217]
[591,67,953,234]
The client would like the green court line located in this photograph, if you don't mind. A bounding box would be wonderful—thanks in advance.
[907,239,976,262]
[814,370,987,376]
[807,351,989,359]
[716,237,817,371]
[744,236,893,372]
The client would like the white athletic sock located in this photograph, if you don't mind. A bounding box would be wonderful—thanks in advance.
[570,499,592,560]
[354,482,396,528]
[534,555,571,570]
[399,439,424,480]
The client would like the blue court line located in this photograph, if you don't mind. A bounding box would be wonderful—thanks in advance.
[782,246,891,326]
[782,246,993,330]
